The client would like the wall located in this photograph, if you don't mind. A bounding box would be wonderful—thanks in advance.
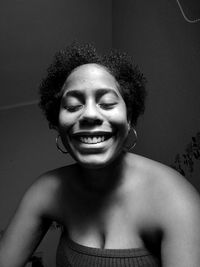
[0,1,112,266]
[113,0,200,190]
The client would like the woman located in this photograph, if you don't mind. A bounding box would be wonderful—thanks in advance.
[0,42,200,267]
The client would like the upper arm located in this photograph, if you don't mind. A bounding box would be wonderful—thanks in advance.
[159,173,200,267]
[0,174,56,267]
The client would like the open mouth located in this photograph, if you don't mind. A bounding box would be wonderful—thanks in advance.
[72,132,113,145]
[79,135,111,144]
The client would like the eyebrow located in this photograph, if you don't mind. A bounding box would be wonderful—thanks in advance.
[63,88,120,98]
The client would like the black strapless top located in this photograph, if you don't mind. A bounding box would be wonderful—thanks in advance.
[56,236,161,267]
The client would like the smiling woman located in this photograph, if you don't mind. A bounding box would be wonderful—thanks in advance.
[0,42,200,267]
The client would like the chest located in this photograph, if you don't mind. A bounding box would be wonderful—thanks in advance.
[61,191,160,249]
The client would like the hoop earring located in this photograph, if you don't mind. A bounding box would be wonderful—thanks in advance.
[56,134,68,154]
[124,127,137,151]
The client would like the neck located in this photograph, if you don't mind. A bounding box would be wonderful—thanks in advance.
[76,152,127,195]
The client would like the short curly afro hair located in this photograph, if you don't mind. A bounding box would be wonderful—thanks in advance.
[39,42,147,129]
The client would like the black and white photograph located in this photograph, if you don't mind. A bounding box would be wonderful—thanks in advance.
[0,1,200,266]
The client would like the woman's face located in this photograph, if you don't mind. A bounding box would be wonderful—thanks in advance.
[58,63,129,168]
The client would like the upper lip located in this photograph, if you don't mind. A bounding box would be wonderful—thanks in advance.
[71,131,113,137]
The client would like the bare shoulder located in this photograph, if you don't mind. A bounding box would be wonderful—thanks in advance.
[0,165,76,267]
[128,153,200,196]
[129,153,200,228]
[22,164,76,221]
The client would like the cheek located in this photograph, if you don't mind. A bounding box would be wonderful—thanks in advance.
[58,114,75,137]
[109,105,128,124]
[58,110,74,128]
[106,111,129,137]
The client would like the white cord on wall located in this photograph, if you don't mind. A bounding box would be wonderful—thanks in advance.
[176,0,200,23]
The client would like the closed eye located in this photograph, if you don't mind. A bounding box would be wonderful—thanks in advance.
[65,105,83,112]
[99,103,117,110]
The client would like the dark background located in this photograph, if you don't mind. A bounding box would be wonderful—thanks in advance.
[0,1,200,266]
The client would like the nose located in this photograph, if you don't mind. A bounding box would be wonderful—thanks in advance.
[79,101,103,126]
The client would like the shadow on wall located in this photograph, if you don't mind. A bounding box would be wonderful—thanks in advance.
[171,131,200,192]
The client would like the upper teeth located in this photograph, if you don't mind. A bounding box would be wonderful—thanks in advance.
[80,136,106,144]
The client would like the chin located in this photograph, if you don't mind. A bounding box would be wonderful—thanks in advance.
[76,155,110,169]
[73,149,123,170]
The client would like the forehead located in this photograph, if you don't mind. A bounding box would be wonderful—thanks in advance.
[62,63,119,95]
